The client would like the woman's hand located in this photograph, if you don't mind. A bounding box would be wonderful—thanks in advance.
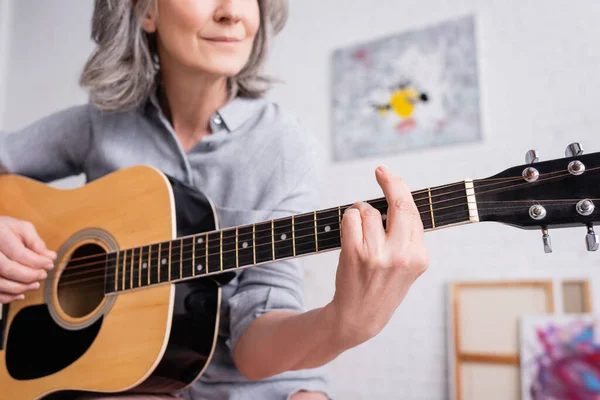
[0,216,56,304]
[328,166,429,349]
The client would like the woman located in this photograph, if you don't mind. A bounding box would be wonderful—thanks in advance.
[0,0,429,399]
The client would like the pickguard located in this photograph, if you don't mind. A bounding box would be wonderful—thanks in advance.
[6,304,102,380]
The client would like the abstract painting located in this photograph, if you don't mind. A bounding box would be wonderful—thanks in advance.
[520,314,600,400]
[331,15,482,162]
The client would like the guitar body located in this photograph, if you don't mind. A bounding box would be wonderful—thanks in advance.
[0,166,224,399]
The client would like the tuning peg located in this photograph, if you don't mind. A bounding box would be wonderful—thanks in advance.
[566,143,584,157]
[542,227,552,253]
[586,224,599,252]
[525,150,539,164]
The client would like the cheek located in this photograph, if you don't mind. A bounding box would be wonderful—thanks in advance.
[247,2,261,38]
[155,1,211,54]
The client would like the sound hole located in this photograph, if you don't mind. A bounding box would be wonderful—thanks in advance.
[57,243,106,319]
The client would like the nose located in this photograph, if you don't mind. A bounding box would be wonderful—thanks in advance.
[214,0,242,24]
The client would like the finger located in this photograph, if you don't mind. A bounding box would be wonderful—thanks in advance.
[341,206,363,253]
[0,278,39,295]
[0,254,48,284]
[375,166,419,241]
[16,222,57,260]
[0,293,25,304]
[353,201,386,254]
[0,233,54,270]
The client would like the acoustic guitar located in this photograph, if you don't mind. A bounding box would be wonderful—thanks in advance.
[0,143,598,399]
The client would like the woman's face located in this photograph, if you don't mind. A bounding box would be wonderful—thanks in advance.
[143,0,260,77]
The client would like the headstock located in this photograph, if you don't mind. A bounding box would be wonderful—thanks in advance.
[474,142,600,253]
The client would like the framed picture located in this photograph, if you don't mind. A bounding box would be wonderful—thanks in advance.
[520,314,600,399]
[448,281,555,400]
[331,15,482,162]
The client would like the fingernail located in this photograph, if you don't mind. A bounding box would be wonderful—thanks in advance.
[46,263,54,269]
[40,271,48,279]
[31,282,40,289]
[378,165,389,174]
[17,294,25,300]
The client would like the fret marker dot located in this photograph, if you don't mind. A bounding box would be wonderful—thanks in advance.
[324,225,331,233]
[196,264,203,271]
[142,262,148,269]
[242,242,248,248]
[197,237,204,244]
[281,234,287,240]
[161,258,167,265]
[382,214,387,221]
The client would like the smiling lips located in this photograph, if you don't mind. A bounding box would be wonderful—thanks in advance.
[204,36,242,43]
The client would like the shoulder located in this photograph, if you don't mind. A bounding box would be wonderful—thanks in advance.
[250,99,325,178]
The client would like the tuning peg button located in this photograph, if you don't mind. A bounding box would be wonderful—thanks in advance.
[526,150,539,164]
[566,143,584,157]
[586,224,599,252]
[542,228,552,253]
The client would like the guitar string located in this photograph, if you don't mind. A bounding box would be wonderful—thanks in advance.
[55,207,483,290]
[57,195,598,292]
[56,165,600,281]
[57,192,600,289]
[58,172,530,266]
[59,165,596,267]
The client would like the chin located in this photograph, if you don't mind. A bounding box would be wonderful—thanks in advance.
[187,56,248,78]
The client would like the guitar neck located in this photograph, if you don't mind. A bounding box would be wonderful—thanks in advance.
[104,180,478,294]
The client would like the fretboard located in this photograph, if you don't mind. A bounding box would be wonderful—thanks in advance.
[104,180,476,294]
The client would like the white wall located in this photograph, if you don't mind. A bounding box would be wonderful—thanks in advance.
[1,1,600,399]
[2,0,94,187]
[0,0,14,130]
[265,1,600,399]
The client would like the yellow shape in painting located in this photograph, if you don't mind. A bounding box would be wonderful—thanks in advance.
[390,88,420,118]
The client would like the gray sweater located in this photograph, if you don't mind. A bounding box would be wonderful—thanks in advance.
[0,92,331,400]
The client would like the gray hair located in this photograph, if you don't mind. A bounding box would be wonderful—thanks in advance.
[80,0,288,112]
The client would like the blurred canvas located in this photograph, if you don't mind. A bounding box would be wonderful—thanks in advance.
[520,314,600,400]
[331,15,482,161]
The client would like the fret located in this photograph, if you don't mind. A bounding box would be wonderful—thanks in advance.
[313,211,319,252]
[254,221,274,264]
[130,250,135,289]
[115,251,121,292]
[207,232,221,274]
[316,208,341,251]
[205,233,209,275]
[132,247,141,289]
[220,231,223,271]
[252,224,256,264]
[181,237,194,279]
[193,234,207,276]
[237,225,254,268]
[294,213,317,255]
[123,249,131,290]
[274,217,294,259]
[118,251,126,290]
[428,188,436,229]
[179,238,184,278]
[159,241,170,283]
[105,252,117,294]
[149,244,159,285]
[235,227,239,268]
[192,236,196,277]
[141,245,149,287]
[338,205,343,242]
[271,220,275,260]
[222,228,238,271]
[291,216,296,256]
[170,239,181,281]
